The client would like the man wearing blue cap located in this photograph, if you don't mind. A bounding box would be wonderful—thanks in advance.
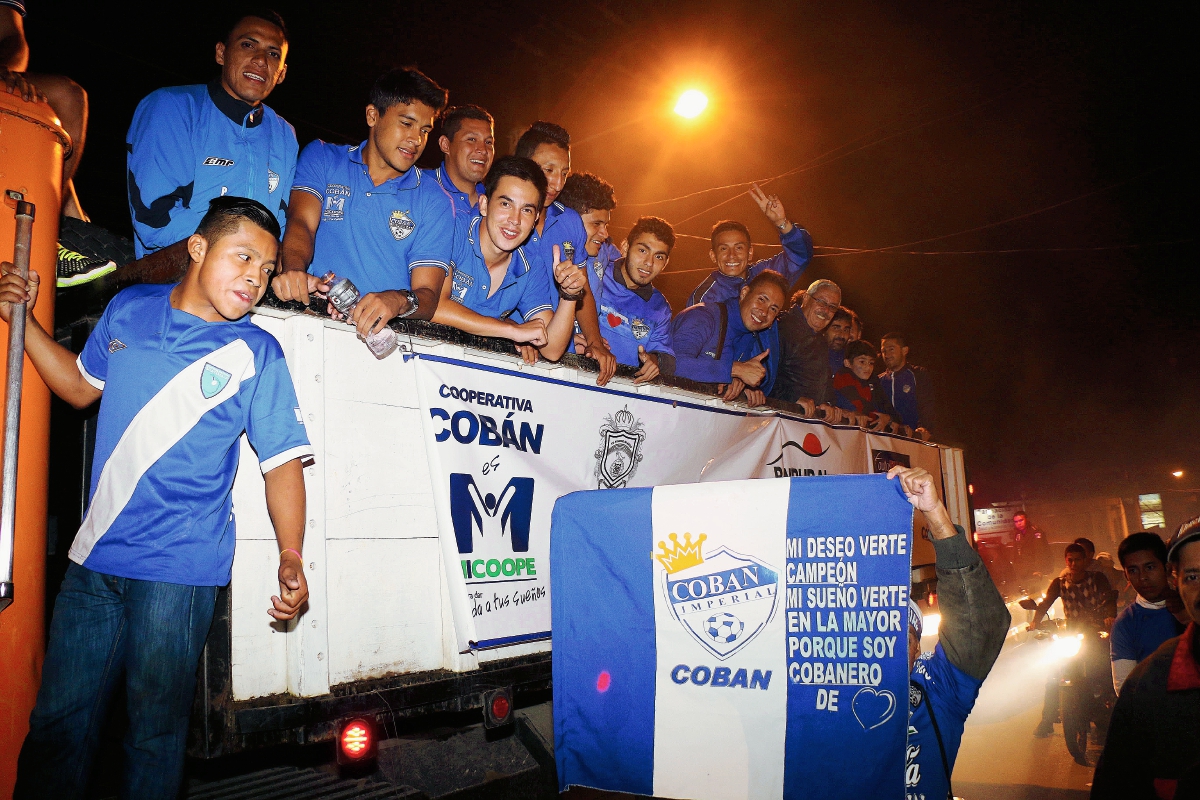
[1092,517,1200,800]
[888,466,1010,800]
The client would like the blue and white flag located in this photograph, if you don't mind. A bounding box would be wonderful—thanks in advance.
[551,475,914,800]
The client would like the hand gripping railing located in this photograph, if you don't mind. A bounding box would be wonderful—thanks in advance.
[0,195,35,614]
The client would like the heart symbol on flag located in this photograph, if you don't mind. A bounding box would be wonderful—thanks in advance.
[851,687,896,730]
[606,313,622,327]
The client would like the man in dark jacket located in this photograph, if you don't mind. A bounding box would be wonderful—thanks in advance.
[889,466,1011,800]
[879,332,937,437]
[1091,517,1200,799]
[770,278,843,420]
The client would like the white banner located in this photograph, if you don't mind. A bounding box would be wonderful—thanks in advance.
[413,354,943,651]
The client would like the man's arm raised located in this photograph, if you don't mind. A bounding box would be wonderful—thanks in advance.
[0,264,101,409]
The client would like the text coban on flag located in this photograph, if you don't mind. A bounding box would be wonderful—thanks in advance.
[551,474,914,800]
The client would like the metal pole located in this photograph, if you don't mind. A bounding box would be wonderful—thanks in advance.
[0,198,35,614]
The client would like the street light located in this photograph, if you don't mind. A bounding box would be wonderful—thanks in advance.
[1173,470,1184,478]
[674,89,708,119]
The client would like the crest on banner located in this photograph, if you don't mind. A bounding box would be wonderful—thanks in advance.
[593,406,645,489]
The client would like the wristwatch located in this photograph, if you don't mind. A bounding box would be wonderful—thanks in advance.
[396,289,420,318]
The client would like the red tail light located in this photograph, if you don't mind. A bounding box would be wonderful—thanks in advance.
[482,687,513,729]
[337,717,376,764]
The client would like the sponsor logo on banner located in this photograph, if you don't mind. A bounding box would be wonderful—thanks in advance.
[389,209,416,240]
[871,449,911,473]
[656,532,780,660]
[449,473,534,554]
[594,406,645,488]
[767,432,830,478]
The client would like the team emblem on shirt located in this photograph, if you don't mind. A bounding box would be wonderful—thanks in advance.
[267,169,280,194]
[631,318,650,340]
[592,259,604,278]
[389,210,416,241]
[201,363,233,400]
[593,405,646,489]
[903,384,912,393]
[108,338,127,353]
[324,184,351,221]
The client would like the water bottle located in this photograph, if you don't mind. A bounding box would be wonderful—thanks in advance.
[325,275,399,359]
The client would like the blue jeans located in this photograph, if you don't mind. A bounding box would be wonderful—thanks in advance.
[15,562,218,800]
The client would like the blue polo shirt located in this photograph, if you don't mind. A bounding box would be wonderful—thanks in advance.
[595,259,674,367]
[448,215,555,322]
[1112,598,1185,664]
[527,202,589,288]
[126,81,297,257]
[69,284,312,586]
[293,140,455,295]
[430,163,485,218]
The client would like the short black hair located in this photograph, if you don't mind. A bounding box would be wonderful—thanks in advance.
[1118,532,1168,568]
[483,156,548,212]
[441,104,493,142]
[881,332,907,347]
[627,216,675,251]
[1074,537,1096,555]
[558,172,616,215]
[195,195,280,244]
[710,220,751,250]
[369,67,448,117]
[845,339,877,363]
[1064,543,1086,558]
[515,121,570,159]
[744,269,789,306]
[222,7,288,43]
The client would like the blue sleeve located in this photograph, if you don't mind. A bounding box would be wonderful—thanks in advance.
[516,256,557,322]
[1109,611,1137,662]
[928,644,983,722]
[407,183,455,274]
[686,273,718,308]
[563,210,589,265]
[246,348,312,473]
[126,89,199,254]
[291,140,328,202]
[647,297,675,358]
[275,120,299,232]
[749,225,813,289]
[670,306,730,383]
[77,294,118,389]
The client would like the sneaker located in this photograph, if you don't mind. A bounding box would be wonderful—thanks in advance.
[57,245,116,287]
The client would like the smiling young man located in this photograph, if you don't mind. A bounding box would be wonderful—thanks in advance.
[1111,532,1187,695]
[770,278,844,420]
[434,156,586,360]
[685,183,814,307]
[271,67,453,339]
[4,197,311,799]
[432,104,494,216]
[126,9,295,259]
[592,216,677,384]
[670,269,787,405]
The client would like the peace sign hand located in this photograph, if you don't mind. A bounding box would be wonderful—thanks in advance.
[749,183,791,232]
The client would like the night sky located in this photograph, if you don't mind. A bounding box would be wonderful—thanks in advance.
[32,1,1197,504]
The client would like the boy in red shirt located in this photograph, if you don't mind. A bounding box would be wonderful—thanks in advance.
[833,339,896,431]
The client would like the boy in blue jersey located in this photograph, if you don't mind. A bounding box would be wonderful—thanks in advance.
[557,171,621,385]
[1111,532,1187,694]
[126,10,295,260]
[686,183,814,307]
[671,269,787,406]
[515,122,617,383]
[596,216,677,384]
[433,156,586,360]
[887,466,1010,800]
[271,67,453,339]
[1,197,312,800]
[433,104,494,216]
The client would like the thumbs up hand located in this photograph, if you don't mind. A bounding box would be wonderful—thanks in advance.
[633,345,660,384]
[731,348,770,387]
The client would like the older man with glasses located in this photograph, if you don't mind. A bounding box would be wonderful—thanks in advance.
[769,278,845,420]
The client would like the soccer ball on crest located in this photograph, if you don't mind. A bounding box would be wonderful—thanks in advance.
[706,612,744,644]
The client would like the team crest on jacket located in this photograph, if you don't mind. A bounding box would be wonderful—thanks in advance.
[593,405,645,489]
[631,318,650,340]
[389,210,415,240]
[592,258,604,278]
[655,532,780,660]
[267,169,279,194]
[201,363,232,400]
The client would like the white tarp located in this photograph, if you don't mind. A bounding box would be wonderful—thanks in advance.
[412,353,943,652]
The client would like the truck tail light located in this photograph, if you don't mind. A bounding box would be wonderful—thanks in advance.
[482,687,513,729]
[337,717,376,764]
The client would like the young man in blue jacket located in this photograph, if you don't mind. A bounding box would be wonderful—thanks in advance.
[271,68,453,339]
[670,269,787,405]
[126,10,295,259]
[3,197,312,800]
[685,183,813,307]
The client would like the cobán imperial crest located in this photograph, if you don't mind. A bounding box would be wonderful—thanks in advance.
[593,406,646,489]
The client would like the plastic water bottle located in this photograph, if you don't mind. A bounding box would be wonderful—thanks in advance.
[325,275,399,359]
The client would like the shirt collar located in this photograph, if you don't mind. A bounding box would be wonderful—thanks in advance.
[437,162,483,201]
[468,216,532,284]
[207,79,264,128]
[1135,595,1169,610]
[614,258,655,301]
[1168,622,1200,691]
[724,299,750,336]
[347,142,421,189]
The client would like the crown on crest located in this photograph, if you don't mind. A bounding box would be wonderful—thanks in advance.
[613,406,635,430]
[654,532,707,574]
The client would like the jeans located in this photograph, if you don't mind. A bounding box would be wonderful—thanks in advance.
[15,562,218,800]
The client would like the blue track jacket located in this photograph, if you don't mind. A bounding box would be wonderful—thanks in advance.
[685,224,814,307]
[670,300,779,394]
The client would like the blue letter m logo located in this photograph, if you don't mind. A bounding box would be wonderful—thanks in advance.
[449,474,534,555]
